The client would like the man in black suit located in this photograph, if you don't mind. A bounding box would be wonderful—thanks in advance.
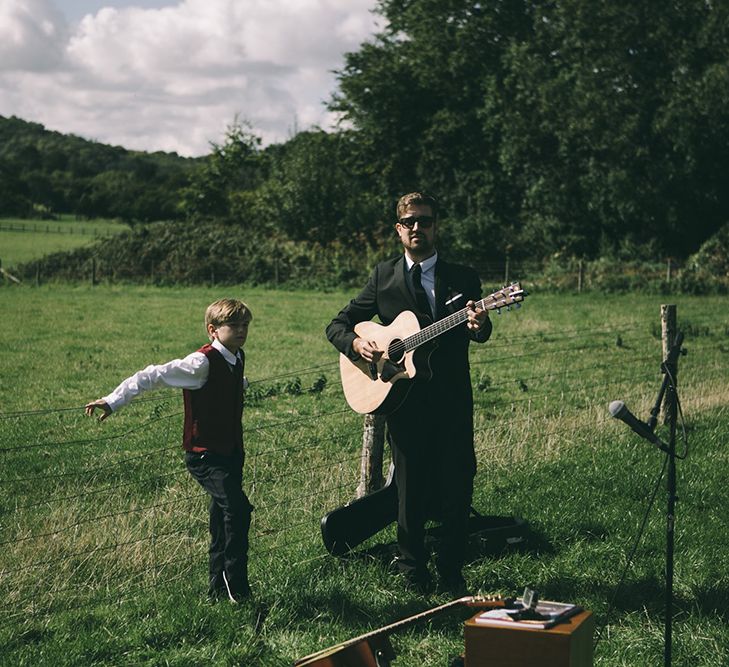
[326,192,491,594]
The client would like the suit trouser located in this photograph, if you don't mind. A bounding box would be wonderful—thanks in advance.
[185,449,253,597]
[386,380,476,579]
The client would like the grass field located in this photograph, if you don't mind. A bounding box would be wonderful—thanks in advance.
[1,284,728,666]
[0,216,130,267]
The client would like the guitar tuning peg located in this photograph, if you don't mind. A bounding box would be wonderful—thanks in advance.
[496,308,501,315]
[514,302,521,309]
[507,305,511,311]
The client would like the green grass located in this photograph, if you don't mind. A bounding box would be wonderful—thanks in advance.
[0,284,728,666]
[0,216,130,267]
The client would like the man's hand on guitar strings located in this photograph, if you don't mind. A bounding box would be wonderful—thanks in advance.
[466,301,488,331]
[353,337,384,363]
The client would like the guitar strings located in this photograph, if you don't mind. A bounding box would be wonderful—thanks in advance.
[403,285,523,352]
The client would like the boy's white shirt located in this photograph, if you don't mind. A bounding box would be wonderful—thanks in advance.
[103,339,247,413]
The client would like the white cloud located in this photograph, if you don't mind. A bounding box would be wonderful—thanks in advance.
[0,0,68,71]
[0,0,380,155]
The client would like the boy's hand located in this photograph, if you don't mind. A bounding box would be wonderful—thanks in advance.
[85,400,112,421]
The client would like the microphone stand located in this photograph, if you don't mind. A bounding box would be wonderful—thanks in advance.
[647,331,684,667]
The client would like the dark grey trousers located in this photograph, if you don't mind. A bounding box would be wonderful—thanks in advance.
[185,449,253,598]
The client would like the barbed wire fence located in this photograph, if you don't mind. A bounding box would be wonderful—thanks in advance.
[1,315,727,634]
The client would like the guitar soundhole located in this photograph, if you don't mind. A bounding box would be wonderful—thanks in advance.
[388,339,405,363]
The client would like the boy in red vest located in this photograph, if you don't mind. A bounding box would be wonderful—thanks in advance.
[85,298,254,602]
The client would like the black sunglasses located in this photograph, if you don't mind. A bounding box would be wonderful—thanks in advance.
[398,215,435,229]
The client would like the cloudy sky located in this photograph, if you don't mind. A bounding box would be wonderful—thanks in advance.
[0,0,381,156]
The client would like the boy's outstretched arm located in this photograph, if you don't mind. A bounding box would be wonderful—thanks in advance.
[83,352,211,422]
[85,399,112,421]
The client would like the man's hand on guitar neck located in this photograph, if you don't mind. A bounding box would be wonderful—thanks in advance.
[466,300,488,332]
[352,337,384,363]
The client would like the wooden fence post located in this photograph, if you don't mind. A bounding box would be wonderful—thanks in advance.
[578,259,584,293]
[661,304,677,423]
[357,413,386,498]
[504,254,510,285]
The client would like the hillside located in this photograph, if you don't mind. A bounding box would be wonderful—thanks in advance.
[0,115,201,223]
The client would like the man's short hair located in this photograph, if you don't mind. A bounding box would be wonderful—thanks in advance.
[205,299,253,330]
[396,191,439,221]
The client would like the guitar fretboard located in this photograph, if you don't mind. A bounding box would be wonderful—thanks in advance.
[295,596,501,665]
[390,283,524,358]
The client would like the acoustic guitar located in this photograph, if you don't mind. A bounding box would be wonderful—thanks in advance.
[293,594,509,667]
[339,283,527,415]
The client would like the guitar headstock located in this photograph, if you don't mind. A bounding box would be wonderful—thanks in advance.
[482,282,527,314]
[458,594,512,609]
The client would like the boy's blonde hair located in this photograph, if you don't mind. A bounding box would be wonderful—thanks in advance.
[205,299,253,338]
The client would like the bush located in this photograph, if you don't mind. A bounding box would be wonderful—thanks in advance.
[14,220,729,294]
[12,220,396,288]
[675,223,729,294]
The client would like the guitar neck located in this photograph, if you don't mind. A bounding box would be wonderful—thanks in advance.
[403,289,512,352]
[350,596,470,644]
[295,596,500,665]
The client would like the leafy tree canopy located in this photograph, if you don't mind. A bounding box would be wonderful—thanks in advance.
[331,0,729,260]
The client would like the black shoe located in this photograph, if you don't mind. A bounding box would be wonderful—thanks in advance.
[389,557,434,594]
[401,568,434,595]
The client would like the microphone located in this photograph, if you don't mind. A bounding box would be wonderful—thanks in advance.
[609,400,669,453]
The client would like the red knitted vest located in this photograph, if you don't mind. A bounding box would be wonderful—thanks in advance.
[182,344,244,455]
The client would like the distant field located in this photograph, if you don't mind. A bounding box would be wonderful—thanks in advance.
[0,285,727,666]
[0,216,130,267]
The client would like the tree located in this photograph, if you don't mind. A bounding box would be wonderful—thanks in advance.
[180,119,262,224]
[254,129,382,244]
[0,161,32,216]
[331,0,533,252]
[495,0,729,258]
[332,0,729,260]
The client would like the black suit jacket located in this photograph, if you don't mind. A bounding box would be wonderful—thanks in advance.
[326,254,491,416]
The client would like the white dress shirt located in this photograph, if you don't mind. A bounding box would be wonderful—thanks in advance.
[103,338,247,412]
[404,251,438,316]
